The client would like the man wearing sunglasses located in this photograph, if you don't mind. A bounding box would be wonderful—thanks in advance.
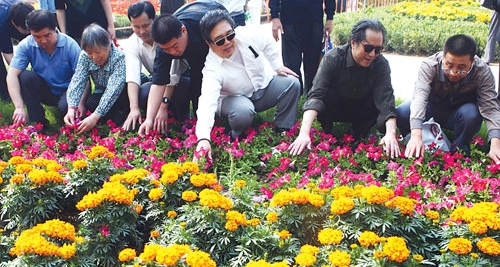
[138,0,226,136]
[289,19,400,158]
[397,34,500,163]
[194,9,300,161]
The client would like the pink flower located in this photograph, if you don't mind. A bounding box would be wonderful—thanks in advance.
[100,225,110,237]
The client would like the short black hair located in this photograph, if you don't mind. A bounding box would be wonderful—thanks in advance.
[443,34,476,61]
[199,9,235,42]
[128,1,156,21]
[350,19,387,45]
[25,9,57,32]
[151,14,183,44]
[9,1,35,30]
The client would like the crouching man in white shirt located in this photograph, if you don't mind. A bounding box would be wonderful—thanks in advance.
[194,9,300,160]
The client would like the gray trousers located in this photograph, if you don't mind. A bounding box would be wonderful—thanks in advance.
[220,75,300,138]
[484,10,500,63]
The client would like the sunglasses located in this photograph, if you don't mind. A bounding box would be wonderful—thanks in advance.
[212,31,236,46]
[361,42,384,54]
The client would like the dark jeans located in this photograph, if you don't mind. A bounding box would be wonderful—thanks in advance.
[317,92,378,139]
[396,100,482,152]
[282,21,323,93]
[0,60,9,101]
[19,70,67,125]
[85,89,129,126]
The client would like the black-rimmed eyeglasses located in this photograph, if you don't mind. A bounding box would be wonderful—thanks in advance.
[212,31,235,46]
[361,42,384,54]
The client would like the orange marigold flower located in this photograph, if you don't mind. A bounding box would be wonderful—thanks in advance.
[8,156,25,165]
[118,248,136,262]
[469,220,488,234]
[182,161,200,174]
[330,186,355,200]
[382,237,410,263]
[385,196,415,215]
[185,250,216,267]
[10,174,24,184]
[448,237,472,255]
[167,210,177,218]
[182,190,198,202]
[450,206,468,222]
[270,190,293,207]
[358,231,381,247]
[291,189,310,205]
[477,237,500,256]
[225,220,239,231]
[247,218,260,226]
[234,179,247,188]
[360,185,394,205]
[425,210,440,220]
[308,193,325,207]
[132,204,143,214]
[150,230,160,238]
[160,170,179,184]
[72,159,88,170]
[278,230,292,239]
[318,228,342,245]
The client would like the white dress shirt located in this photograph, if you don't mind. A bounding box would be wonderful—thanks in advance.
[195,25,283,140]
[124,33,188,86]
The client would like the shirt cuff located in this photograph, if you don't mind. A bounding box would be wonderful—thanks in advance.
[488,129,500,142]
[410,118,424,130]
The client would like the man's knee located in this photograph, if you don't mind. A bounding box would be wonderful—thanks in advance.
[456,103,482,130]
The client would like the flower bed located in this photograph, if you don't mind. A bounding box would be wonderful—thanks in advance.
[0,120,499,266]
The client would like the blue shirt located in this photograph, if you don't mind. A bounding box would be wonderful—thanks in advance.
[0,1,21,54]
[10,31,81,96]
[67,45,126,117]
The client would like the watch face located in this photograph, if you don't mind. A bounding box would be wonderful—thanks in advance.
[162,97,169,103]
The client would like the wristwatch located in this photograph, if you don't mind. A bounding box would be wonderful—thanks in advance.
[162,97,170,104]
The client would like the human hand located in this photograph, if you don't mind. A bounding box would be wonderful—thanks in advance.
[193,140,212,163]
[276,66,299,77]
[122,108,143,131]
[76,113,100,134]
[138,119,153,137]
[153,110,169,134]
[324,19,333,36]
[379,133,401,158]
[488,138,500,164]
[404,136,424,158]
[271,18,283,42]
[12,107,26,125]
[63,108,78,127]
[288,133,312,156]
[107,26,116,40]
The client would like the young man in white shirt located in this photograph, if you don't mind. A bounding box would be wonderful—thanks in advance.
[123,0,190,131]
[194,9,300,160]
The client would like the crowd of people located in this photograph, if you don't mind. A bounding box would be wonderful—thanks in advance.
[2,0,500,164]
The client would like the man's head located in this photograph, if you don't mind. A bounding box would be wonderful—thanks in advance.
[26,10,58,52]
[128,1,156,45]
[151,14,188,57]
[349,19,386,67]
[200,9,236,58]
[81,24,111,67]
[442,34,476,83]
[9,1,35,35]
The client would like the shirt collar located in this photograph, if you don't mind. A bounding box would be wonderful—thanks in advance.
[345,43,376,70]
[88,45,117,72]
[437,54,475,85]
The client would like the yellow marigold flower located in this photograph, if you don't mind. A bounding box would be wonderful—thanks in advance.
[383,237,410,263]
[266,211,279,222]
[270,190,292,207]
[295,252,316,266]
[373,250,385,259]
[8,156,25,165]
[226,210,247,225]
[15,163,32,174]
[247,218,260,226]
[167,210,178,218]
[450,206,468,222]
[330,186,355,199]
[246,259,272,267]
[413,254,424,261]
[350,244,358,249]
[185,250,216,267]
[118,248,136,262]
[76,191,104,211]
[46,161,62,172]
[300,244,320,255]
[182,190,198,202]
[469,220,488,234]
[160,170,179,184]
[225,220,239,231]
[150,230,160,238]
[291,189,310,205]
[272,261,290,267]
[234,179,247,188]
[308,193,324,207]
[139,244,163,262]
[198,188,233,210]
[180,222,187,228]
[470,253,479,258]
[148,188,164,201]
[0,161,8,167]
[328,250,351,267]
[212,183,223,192]
[72,159,88,170]
[448,237,472,255]
[10,174,24,184]
[59,243,76,259]
[425,210,440,220]
[150,179,161,187]
[278,230,292,239]
[385,196,415,215]
[182,161,200,174]
[0,177,3,184]
[477,237,500,256]
[330,197,355,215]
[360,185,394,205]
[87,145,110,160]
[358,231,381,247]
[161,162,184,176]
[318,228,342,245]
[117,169,149,184]
[488,217,500,230]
